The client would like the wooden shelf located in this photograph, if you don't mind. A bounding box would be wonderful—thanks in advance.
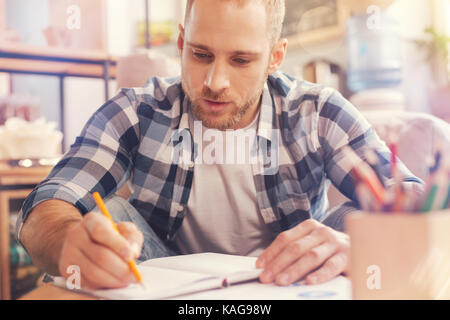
[0,161,55,184]
[0,42,118,149]
[0,57,117,79]
[0,162,53,300]
[0,42,110,60]
[0,42,117,79]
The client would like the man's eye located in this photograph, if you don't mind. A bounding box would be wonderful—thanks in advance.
[233,58,250,65]
[193,52,212,60]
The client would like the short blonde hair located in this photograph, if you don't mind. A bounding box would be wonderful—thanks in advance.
[184,0,285,47]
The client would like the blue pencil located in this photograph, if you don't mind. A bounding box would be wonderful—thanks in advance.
[429,151,442,175]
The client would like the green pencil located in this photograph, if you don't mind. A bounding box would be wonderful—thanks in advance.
[421,184,438,212]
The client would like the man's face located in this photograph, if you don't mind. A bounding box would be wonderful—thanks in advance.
[178,0,273,130]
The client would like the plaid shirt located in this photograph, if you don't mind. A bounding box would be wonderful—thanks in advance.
[17,71,422,243]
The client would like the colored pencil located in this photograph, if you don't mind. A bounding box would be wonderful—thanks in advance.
[92,192,146,289]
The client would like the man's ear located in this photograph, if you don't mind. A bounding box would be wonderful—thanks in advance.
[268,38,288,75]
[177,24,185,57]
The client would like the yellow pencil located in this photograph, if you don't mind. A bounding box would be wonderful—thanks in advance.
[92,192,146,289]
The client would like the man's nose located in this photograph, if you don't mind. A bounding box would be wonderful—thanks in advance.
[204,61,230,93]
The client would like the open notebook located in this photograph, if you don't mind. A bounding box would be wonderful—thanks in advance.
[54,253,352,299]
[55,253,263,299]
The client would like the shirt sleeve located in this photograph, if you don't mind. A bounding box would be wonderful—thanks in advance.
[16,89,141,240]
[317,89,424,214]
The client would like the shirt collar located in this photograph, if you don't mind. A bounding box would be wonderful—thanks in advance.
[178,94,191,132]
[179,79,276,142]
[257,81,276,142]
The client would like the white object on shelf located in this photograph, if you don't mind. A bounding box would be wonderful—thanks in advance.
[0,117,62,159]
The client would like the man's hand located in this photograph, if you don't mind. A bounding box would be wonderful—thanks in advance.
[58,211,144,289]
[256,219,350,286]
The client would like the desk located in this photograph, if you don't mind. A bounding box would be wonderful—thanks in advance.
[19,283,95,300]
[0,161,52,300]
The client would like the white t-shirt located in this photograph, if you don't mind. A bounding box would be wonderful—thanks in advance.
[174,110,274,257]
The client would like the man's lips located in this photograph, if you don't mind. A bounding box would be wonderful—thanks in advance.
[202,99,230,112]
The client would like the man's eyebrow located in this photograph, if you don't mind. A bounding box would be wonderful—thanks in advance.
[186,41,210,51]
[186,42,261,56]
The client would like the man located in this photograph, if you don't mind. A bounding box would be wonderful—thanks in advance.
[17,0,422,290]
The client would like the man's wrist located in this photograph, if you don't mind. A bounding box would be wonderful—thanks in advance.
[20,200,83,276]
[322,201,360,232]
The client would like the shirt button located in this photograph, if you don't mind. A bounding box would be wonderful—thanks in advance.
[177,205,184,212]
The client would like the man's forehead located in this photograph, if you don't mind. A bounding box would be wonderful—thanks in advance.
[184,0,270,51]
[186,0,265,16]
[186,0,268,29]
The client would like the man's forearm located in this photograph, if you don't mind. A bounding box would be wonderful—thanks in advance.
[19,200,83,276]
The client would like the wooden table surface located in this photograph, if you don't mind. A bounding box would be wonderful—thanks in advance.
[19,283,96,300]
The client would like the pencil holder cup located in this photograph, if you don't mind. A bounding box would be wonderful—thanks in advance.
[345,210,450,300]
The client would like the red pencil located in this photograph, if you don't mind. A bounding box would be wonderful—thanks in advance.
[344,148,386,207]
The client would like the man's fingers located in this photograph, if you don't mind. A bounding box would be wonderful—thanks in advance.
[117,222,144,259]
[79,240,138,284]
[83,212,134,262]
[62,247,129,289]
[274,241,337,286]
[259,233,322,283]
[67,220,136,284]
[257,219,350,287]
[256,219,319,268]
[305,251,349,285]
[59,214,139,289]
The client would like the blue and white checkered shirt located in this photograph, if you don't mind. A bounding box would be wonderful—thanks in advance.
[17,71,422,243]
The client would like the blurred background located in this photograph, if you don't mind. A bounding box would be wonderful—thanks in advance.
[0,0,449,300]
[1,0,449,151]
